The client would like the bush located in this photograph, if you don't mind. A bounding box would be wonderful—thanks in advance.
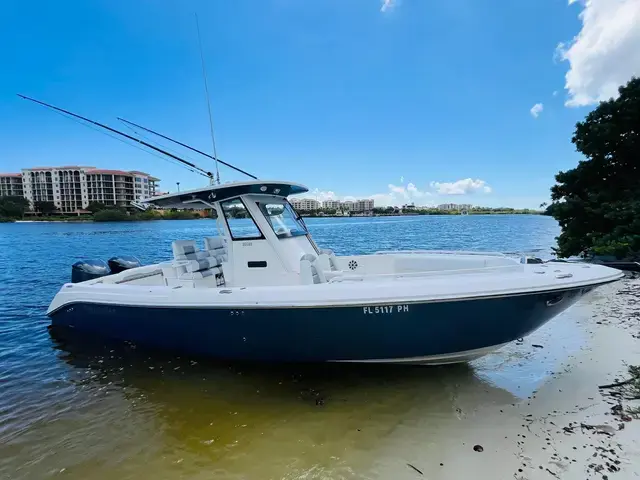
[93,209,129,222]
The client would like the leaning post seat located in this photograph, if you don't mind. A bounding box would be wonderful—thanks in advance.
[299,254,327,284]
[203,236,228,263]
[167,240,224,287]
[172,239,211,261]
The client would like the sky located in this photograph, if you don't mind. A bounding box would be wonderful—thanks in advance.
[1,0,639,209]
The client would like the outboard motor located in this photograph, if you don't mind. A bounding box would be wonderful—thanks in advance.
[108,255,142,274]
[71,259,110,283]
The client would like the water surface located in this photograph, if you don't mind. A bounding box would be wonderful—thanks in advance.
[1,215,573,479]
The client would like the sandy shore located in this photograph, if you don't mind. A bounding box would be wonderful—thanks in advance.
[379,275,640,480]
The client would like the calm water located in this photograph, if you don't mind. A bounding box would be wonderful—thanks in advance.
[0,215,570,480]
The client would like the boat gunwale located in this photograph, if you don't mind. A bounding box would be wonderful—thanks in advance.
[46,276,622,316]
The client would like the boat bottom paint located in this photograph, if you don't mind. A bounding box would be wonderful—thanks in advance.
[48,287,587,363]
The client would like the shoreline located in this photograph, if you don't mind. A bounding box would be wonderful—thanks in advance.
[3,213,544,223]
[381,274,640,479]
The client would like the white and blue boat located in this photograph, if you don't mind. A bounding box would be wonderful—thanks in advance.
[47,180,623,364]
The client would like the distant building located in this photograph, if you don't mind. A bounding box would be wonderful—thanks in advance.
[353,199,374,212]
[1,166,160,214]
[437,203,472,211]
[292,197,374,212]
[0,173,24,197]
[290,198,320,211]
[85,169,159,208]
[322,199,341,210]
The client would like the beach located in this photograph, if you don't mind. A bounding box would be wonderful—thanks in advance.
[380,275,640,480]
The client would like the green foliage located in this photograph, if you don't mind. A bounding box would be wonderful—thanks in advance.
[160,210,201,220]
[93,209,129,222]
[93,208,201,222]
[87,201,108,213]
[0,196,29,219]
[547,77,640,259]
[34,201,57,215]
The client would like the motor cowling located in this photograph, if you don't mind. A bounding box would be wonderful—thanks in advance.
[71,259,110,283]
[107,255,141,274]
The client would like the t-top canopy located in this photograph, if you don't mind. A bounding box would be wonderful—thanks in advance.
[142,180,308,209]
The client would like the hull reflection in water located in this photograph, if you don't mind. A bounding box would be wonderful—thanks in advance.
[23,328,521,480]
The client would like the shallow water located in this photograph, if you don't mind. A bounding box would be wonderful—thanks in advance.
[0,215,577,480]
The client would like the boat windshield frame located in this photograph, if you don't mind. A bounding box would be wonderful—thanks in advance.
[257,199,309,239]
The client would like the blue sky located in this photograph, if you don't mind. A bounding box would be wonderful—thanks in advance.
[0,0,637,208]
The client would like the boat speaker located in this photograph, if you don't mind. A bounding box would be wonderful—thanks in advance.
[108,255,142,274]
[71,259,111,283]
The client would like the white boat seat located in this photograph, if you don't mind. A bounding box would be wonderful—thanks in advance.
[165,240,225,287]
[319,248,340,271]
[180,266,221,280]
[183,257,219,272]
[204,236,229,263]
[172,239,211,261]
[300,254,327,284]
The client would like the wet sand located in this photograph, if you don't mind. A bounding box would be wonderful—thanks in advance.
[1,277,639,480]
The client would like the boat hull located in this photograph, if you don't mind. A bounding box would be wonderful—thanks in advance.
[48,287,590,364]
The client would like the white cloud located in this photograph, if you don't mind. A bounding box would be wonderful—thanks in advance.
[429,178,492,195]
[297,177,492,208]
[530,103,544,118]
[380,0,396,13]
[557,0,640,107]
[552,90,559,96]
[310,189,338,202]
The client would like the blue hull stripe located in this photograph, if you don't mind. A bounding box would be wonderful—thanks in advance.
[50,287,586,362]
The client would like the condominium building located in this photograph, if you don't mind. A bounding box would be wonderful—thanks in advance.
[322,199,341,210]
[437,203,473,211]
[85,169,159,208]
[290,198,320,211]
[352,199,374,212]
[291,197,374,212]
[1,166,160,213]
[0,173,24,197]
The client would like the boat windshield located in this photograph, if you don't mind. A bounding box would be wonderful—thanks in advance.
[258,201,309,239]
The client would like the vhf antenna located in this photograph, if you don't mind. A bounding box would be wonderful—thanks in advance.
[195,13,220,186]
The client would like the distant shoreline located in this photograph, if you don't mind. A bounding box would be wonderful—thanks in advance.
[300,212,544,218]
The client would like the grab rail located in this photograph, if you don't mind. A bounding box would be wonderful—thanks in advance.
[374,249,508,257]
[328,263,524,283]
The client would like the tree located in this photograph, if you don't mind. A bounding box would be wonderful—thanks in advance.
[34,201,57,215]
[0,196,29,219]
[547,77,640,259]
[87,201,108,213]
[0,196,27,217]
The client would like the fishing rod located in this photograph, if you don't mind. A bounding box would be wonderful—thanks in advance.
[17,94,214,180]
[117,117,258,180]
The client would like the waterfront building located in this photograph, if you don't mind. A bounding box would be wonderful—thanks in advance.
[353,199,374,212]
[292,197,374,212]
[437,203,473,211]
[322,199,341,210]
[1,166,159,213]
[0,173,24,197]
[290,198,320,211]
